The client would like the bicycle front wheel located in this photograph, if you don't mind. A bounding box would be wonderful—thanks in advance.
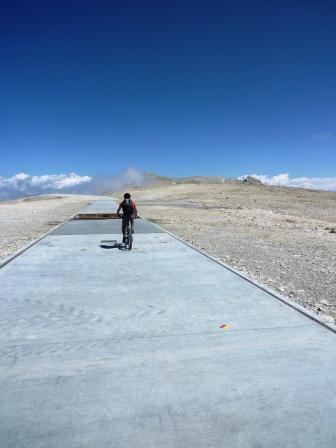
[128,227,133,250]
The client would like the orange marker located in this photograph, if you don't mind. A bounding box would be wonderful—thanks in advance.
[219,323,229,330]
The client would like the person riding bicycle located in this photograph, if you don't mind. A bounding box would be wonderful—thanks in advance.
[117,193,137,243]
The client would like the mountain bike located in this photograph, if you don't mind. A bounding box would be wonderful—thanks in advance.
[124,222,133,250]
[100,215,133,251]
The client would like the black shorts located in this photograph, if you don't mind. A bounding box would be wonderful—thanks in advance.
[122,215,134,233]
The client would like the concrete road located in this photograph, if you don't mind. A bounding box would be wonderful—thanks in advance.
[1,199,336,447]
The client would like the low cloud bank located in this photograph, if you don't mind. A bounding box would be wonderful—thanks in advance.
[0,172,92,200]
[239,173,336,191]
[84,167,148,195]
[0,167,148,200]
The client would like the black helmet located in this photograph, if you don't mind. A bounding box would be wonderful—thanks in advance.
[124,192,131,199]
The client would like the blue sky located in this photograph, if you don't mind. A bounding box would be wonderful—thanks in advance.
[1,0,335,181]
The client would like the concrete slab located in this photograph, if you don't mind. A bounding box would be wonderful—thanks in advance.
[78,199,119,214]
[51,218,163,235]
[51,198,161,235]
[1,209,336,447]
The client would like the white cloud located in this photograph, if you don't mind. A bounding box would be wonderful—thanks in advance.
[307,132,333,143]
[239,173,336,191]
[0,167,149,200]
[0,172,92,200]
[82,167,148,195]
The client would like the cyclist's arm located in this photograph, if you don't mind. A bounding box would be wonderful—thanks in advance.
[117,203,122,217]
[134,203,138,217]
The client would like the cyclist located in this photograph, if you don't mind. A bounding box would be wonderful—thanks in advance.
[117,193,138,243]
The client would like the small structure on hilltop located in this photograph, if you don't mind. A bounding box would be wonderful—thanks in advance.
[241,176,262,185]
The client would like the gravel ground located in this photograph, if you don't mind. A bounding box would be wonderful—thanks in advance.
[0,194,103,262]
[128,181,336,324]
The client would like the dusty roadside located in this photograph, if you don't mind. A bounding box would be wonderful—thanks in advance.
[0,194,104,262]
[127,181,336,324]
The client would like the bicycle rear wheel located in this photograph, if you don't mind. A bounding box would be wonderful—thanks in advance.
[128,226,133,250]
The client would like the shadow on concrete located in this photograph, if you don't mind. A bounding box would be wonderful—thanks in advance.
[100,244,119,249]
[100,242,130,251]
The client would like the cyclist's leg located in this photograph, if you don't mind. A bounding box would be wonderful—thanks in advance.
[125,216,131,234]
[122,216,127,242]
[130,217,135,234]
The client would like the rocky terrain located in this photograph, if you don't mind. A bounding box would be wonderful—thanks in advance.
[0,194,102,263]
[127,178,336,324]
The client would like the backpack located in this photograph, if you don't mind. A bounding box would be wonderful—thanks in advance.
[123,199,134,215]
